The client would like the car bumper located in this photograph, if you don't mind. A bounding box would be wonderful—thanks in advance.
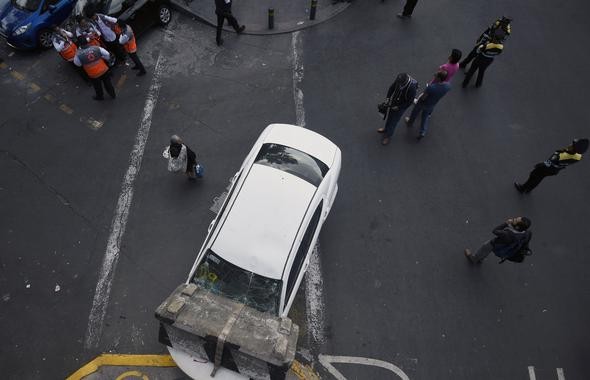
[168,347,248,380]
[0,30,37,49]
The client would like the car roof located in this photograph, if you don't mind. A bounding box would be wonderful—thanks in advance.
[211,164,316,280]
[264,124,337,167]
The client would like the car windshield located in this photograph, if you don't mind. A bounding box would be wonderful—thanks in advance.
[192,250,281,315]
[254,143,329,187]
[12,0,41,12]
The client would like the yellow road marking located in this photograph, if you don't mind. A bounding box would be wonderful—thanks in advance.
[44,94,56,103]
[115,370,149,380]
[29,83,41,93]
[291,360,320,380]
[0,62,7,69]
[10,70,25,80]
[86,117,104,130]
[116,74,127,89]
[59,104,74,115]
[66,354,176,380]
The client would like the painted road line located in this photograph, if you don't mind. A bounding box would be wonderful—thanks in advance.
[0,61,7,69]
[10,70,25,81]
[84,52,166,349]
[305,244,326,345]
[28,83,41,93]
[557,368,566,380]
[319,355,410,380]
[290,359,320,380]
[292,31,305,128]
[86,117,104,130]
[44,94,56,103]
[66,354,176,380]
[59,104,74,115]
[116,74,127,90]
[528,366,536,380]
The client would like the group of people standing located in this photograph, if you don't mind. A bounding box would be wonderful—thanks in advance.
[377,14,588,265]
[51,13,146,101]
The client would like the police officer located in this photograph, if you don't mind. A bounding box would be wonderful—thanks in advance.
[461,35,503,88]
[117,20,146,76]
[460,16,511,69]
[74,37,116,100]
[514,139,588,193]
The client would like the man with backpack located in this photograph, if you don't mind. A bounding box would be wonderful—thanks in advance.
[464,216,532,264]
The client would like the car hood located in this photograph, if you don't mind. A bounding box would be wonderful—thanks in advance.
[0,2,32,34]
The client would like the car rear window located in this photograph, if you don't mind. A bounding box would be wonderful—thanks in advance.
[12,0,41,12]
[192,250,281,315]
[254,143,329,187]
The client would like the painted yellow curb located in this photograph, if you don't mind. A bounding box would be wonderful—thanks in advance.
[290,360,320,380]
[66,354,176,380]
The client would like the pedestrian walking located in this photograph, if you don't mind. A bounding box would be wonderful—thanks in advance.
[460,16,511,69]
[117,20,146,76]
[432,49,462,83]
[376,73,418,145]
[461,35,503,88]
[464,217,532,264]
[74,37,116,101]
[214,0,245,46]
[162,135,199,179]
[404,70,451,140]
[514,138,588,193]
[397,0,418,19]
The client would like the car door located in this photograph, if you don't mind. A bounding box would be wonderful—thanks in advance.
[39,0,73,27]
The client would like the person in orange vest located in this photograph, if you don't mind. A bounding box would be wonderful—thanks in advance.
[52,26,89,83]
[75,16,102,47]
[117,20,146,76]
[73,37,116,101]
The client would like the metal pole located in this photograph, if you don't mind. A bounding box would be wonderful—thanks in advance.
[268,8,274,29]
[310,0,317,20]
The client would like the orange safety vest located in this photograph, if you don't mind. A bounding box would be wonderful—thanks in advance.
[122,26,137,53]
[59,41,77,61]
[77,46,109,79]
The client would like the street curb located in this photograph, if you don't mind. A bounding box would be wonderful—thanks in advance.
[65,354,176,380]
[170,0,350,35]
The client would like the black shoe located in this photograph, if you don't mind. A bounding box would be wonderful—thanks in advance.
[92,95,104,101]
[514,182,525,193]
[459,63,466,69]
[237,25,245,34]
[131,66,140,70]
[416,133,425,141]
[137,70,146,77]
[475,83,482,88]
[216,38,224,46]
[397,13,411,19]
[462,81,468,88]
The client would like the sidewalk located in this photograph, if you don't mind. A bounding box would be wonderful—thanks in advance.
[170,0,351,35]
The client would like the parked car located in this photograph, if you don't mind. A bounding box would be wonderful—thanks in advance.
[0,0,76,49]
[88,0,171,36]
[187,123,341,318]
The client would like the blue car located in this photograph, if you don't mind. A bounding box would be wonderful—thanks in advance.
[0,0,76,49]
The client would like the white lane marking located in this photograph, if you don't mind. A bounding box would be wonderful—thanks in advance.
[292,31,305,127]
[528,366,536,380]
[84,52,166,349]
[305,244,326,345]
[318,355,410,380]
[556,368,565,380]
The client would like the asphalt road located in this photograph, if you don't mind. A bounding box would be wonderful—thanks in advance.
[1,0,590,379]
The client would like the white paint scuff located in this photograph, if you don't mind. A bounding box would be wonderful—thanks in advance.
[557,368,566,380]
[305,244,326,345]
[292,31,305,128]
[528,366,536,380]
[84,52,166,349]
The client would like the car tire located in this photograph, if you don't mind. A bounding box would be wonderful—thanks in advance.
[38,29,53,49]
[158,4,172,25]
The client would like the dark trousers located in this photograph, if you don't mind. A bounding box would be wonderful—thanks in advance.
[383,106,409,137]
[459,46,478,68]
[104,40,126,62]
[521,164,560,192]
[402,0,418,15]
[129,52,146,73]
[462,55,494,87]
[91,71,116,99]
[216,13,241,43]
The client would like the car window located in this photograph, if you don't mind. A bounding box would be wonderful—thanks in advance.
[106,0,124,14]
[285,201,323,303]
[254,143,329,187]
[192,250,282,315]
[12,0,41,12]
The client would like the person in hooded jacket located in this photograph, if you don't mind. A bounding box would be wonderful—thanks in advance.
[377,73,418,145]
[464,216,532,264]
[163,135,198,179]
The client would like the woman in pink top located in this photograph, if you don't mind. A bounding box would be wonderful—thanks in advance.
[432,49,462,83]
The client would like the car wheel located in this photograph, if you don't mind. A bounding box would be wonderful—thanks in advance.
[38,29,53,49]
[158,4,171,25]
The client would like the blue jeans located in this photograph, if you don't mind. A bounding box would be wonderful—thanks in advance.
[384,106,409,137]
[408,102,433,136]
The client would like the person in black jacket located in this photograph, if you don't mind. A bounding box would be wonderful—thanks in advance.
[464,217,532,264]
[214,0,245,46]
[514,138,587,193]
[377,73,418,145]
